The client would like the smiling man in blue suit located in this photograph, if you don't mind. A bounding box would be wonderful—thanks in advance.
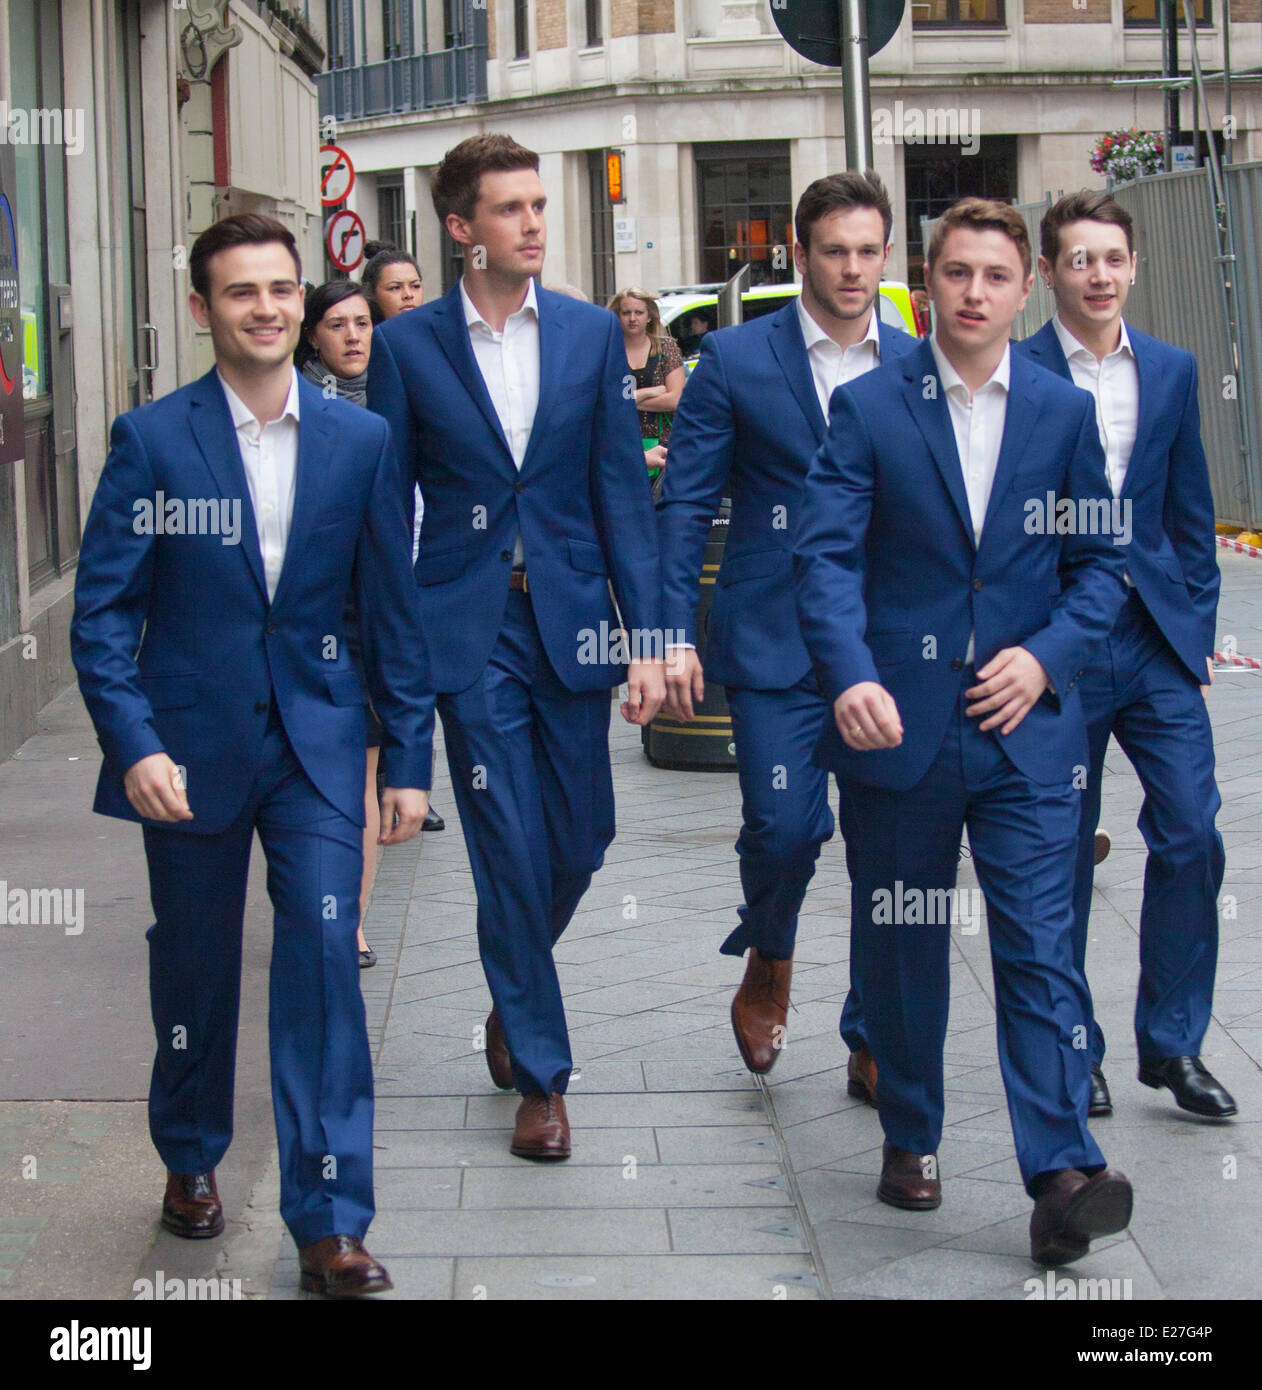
[1017,191,1235,1122]
[795,198,1134,1265]
[659,172,916,1092]
[367,135,665,1162]
[71,215,434,1296]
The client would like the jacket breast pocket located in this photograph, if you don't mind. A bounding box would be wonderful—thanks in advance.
[1007,470,1061,497]
[139,674,198,710]
[866,629,917,668]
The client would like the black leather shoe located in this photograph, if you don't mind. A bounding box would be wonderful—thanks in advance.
[423,807,445,832]
[1030,1168,1133,1266]
[1093,829,1111,865]
[1138,1056,1237,1118]
[1089,1063,1112,1117]
[358,947,377,969]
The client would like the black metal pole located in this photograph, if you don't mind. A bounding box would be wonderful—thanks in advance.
[1161,0,1179,172]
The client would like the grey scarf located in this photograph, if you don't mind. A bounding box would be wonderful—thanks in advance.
[300,353,367,406]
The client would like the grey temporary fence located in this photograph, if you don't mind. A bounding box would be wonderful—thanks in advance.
[922,163,1262,528]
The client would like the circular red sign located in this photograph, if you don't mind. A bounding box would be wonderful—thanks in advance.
[319,143,356,207]
[325,209,367,272]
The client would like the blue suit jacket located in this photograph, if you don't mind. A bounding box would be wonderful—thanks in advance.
[1015,319,1219,684]
[367,282,662,693]
[658,303,917,689]
[71,369,435,835]
[793,338,1129,790]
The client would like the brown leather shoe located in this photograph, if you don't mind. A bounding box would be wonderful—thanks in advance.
[484,1008,514,1091]
[1030,1168,1133,1266]
[847,1045,878,1107]
[1094,829,1111,865]
[161,1170,224,1239]
[731,949,792,1074]
[298,1234,393,1296]
[510,1091,571,1160]
[877,1142,942,1210]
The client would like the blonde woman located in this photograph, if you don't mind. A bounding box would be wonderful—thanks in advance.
[608,288,686,489]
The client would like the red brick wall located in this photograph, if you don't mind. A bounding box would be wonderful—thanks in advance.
[611,0,676,38]
[537,0,566,50]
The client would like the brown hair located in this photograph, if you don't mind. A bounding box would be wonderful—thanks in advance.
[927,197,1032,277]
[190,213,301,300]
[1040,190,1135,266]
[432,133,540,224]
[795,170,893,250]
[607,287,665,356]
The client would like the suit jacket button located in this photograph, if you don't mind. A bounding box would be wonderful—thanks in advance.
[500,550,513,561]
[951,658,964,671]
[972,579,984,591]
[254,700,268,714]
[514,482,526,493]
[265,622,278,634]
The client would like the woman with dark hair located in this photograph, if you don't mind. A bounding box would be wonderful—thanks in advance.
[296,282,412,968]
[362,247,424,320]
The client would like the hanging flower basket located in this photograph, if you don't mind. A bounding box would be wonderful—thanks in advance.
[1090,129,1164,182]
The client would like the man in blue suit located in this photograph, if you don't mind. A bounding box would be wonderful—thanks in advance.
[795,197,1134,1265]
[659,172,916,1090]
[367,135,665,1160]
[71,215,434,1296]
[1017,190,1235,1120]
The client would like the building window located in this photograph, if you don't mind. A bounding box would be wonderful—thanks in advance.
[695,144,793,288]
[326,0,355,67]
[903,135,1018,289]
[514,0,529,58]
[585,0,602,46]
[1122,0,1210,24]
[587,150,615,305]
[911,0,1004,26]
[378,177,407,253]
[383,0,410,58]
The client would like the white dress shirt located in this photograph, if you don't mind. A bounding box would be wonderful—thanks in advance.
[461,277,540,565]
[929,336,1010,665]
[217,368,300,602]
[1051,314,1139,500]
[796,296,882,422]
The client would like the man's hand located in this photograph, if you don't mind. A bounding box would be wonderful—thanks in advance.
[1202,654,1214,701]
[966,647,1050,735]
[621,659,666,726]
[663,647,704,721]
[834,681,903,751]
[379,788,430,845]
[124,752,193,823]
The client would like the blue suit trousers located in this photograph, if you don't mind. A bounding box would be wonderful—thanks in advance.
[438,591,615,1097]
[143,712,371,1248]
[1072,591,1224,1066]
[840,678,1105,1193]
[724,678,866,1048]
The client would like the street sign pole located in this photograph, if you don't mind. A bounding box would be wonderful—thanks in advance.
[840,0,874,171]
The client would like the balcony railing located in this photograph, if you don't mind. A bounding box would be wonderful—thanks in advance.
[317,46,488,121]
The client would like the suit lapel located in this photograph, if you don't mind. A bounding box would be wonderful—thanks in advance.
[1123,326,1160,498]
[431,284,516,470]
[1023,319,1070,381]
[979,349,1040,538]
[270,378,334,611]
[901,342,976,551]
[521,285,562,473]
[187,369,268,602]
[769,303,826,444]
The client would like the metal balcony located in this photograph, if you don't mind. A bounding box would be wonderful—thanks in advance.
[317,45,488,121]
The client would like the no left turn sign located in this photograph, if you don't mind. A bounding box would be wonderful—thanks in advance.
[326,208,366,272]
[320,143,355,207]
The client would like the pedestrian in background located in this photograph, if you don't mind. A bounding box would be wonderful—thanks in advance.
[609,287,685,494]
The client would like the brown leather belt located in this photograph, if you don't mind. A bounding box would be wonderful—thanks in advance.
[509,569,529,592]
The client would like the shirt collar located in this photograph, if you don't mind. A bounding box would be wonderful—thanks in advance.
[796,295,881,356]
[929,332,1010,400]
[460,276,539,332]
[1051,313,1133,364]
[216,367,300,433]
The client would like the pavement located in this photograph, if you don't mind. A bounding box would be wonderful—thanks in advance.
[1,548,1260,1302]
